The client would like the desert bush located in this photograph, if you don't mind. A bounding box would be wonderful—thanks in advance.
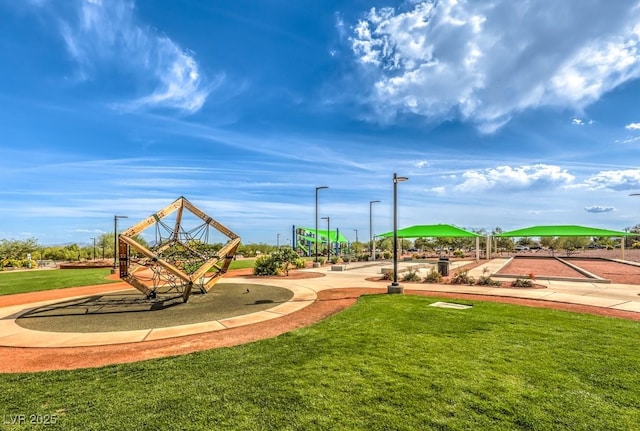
[450,270,475,285]
[453,250,464,258]
[383,251,391,259]
[475,267,502,286]
[382,270,394,281]
[253,255,280,276]
[476,275,502,286]
[423,268,443,283]
[254,248,300,276]
[294,258,306,269]
[330,256,340,264]
[511,278,534,288]
[402,270,422,282]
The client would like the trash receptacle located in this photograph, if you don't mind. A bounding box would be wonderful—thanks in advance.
[437,257,450,276]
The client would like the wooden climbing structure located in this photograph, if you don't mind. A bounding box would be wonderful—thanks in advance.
[118,196,240,302]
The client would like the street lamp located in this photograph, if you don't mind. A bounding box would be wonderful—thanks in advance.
[370,200,380,260]
[315,186,329,265]
[277,233,281,248]
[388,173,408,294]
[91,237,96,261]
[321,216,330,262]
[353,229,358,244]
[113,215,128,272]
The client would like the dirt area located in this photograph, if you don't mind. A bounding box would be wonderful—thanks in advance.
[495,256,640,284]
[496,257,589,279]
[565,258,640,284]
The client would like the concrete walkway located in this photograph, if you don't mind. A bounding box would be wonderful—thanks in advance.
[1,259,640,348]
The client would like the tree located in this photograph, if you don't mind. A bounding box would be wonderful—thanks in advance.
[351,241,365,255]
[556,236,589,256]
[491,228,514,253]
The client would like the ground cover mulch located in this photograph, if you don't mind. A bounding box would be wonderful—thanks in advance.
[2,261,640,373]
[496,256,589,279]
[564,258,640,284]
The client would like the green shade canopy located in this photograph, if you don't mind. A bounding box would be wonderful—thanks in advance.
[494,225,632,238]
[378,224,482,238]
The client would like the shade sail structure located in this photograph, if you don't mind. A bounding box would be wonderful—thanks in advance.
[378,224,482,238]
[494,225,632,238]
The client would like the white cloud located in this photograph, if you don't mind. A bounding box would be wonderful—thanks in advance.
[572,118,584,126]
[584,206,615,213]
[584,169,640,191]
[57,0,211,113]
[348,1,640,132]
[415,160,429,168]
[454,164,575,192]
[427,186,445,194]
[626,122,640,130]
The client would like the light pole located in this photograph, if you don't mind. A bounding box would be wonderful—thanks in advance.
[353,229,358,244]
[370,200,380,260]
[91,237,96,261]
[388,173,408,294]
[277,233,281,248]
[321,216,330,262]
[113,215,128,272]
[315,186,329,266]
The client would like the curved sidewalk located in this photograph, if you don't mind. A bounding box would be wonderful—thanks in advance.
[0,279,317,348]
[1,259,639,349]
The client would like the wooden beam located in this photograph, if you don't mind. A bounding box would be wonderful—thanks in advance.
[121,197,183,237]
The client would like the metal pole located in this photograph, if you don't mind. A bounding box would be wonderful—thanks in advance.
[91,237,96,260]
[388,173,408,294]
[277,233,280,248]
[370,200,380,260]
[113,216,117,269]
[321,216,330,262]
[354,229,358,244]
[315,186,328,264]
[113,215,128,271]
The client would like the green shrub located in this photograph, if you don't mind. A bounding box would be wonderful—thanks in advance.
[330,256,340,264]
[253,248,301,276]
[423,268,443,283]
[382,270,394,281]
[253,255,280,276]
[453,250,464,258]
[294,258,306,269]
[476,276,502,286]
[402,270,421,282]
[475,266,501,286]
[318,257,327,265]
[450,270,475,285]
[511,278,533,288]
[383,251,391,259]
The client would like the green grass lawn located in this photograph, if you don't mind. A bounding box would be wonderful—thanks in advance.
[1,294,639,430]
[0,261,255,297]
[228,258,255,270]
[0,269,118,296]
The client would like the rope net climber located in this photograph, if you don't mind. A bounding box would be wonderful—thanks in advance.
[117,197,240,302]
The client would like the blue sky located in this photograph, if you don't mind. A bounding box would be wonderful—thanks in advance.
[2,0,640,246]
